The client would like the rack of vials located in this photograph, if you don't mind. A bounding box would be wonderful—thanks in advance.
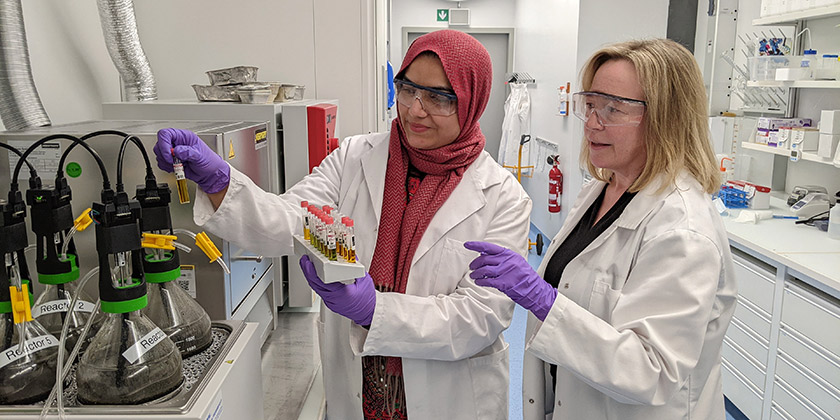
[293,201,365,284]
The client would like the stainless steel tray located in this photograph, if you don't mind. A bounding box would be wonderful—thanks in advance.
[205,66,258,86]
[0,320,244,415]
[191,84,240,102]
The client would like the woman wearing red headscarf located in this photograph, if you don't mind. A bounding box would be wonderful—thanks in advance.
[153,29,531,419]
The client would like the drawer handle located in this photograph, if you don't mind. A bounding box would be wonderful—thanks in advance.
[736,296,772,322]
[733,257,776,281]
[731,245,778,274]
[779,325,840,367]
[730,317,770,347]
[721,358,764,398]
[723,336,767,371]
[777,349,840,400]
[770,402,794,420]
[774,376,833,419]
[234,255,264,263]
[784,285,840,320]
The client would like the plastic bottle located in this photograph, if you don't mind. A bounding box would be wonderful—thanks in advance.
[801,49,817,68]
[829,204,840,240]
[800,49,817,79]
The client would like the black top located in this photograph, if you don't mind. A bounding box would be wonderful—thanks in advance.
[543,184,636,389]
[543,185,637,288]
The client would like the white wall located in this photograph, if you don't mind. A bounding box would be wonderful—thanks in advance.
[2,1,375,138]
[513,0,580,239]
[8,1,119,130]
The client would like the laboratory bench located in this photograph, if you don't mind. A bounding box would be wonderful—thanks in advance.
[721,197,840,420]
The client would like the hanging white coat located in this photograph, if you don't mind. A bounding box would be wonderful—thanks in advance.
[193,132,532,419]
[521,173,737,420]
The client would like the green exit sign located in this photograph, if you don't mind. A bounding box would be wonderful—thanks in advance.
[436,9,449,22]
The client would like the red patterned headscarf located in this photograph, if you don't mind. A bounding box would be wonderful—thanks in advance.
[368,29,492,295]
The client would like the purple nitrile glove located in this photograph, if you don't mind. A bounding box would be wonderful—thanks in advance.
[154,128,230,194]
[299,255,376,326]
[464,241,558,321]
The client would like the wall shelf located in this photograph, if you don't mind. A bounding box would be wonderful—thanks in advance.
[742,108,787,115]
[741,141,836,166]
[747,80,840,88]
[752,4,840,25]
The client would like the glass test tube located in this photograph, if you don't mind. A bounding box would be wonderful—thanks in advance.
[301,201,310,240]
[172,149,190,204]
[346,218,356,263]
[326,216,336,261]
[308,206,317,247]
[337,218,346,260]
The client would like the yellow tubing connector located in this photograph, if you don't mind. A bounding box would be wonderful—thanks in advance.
[10,284,33,324]
[74,208,94,232]
[141,232,178,250]
[196,232,222,263]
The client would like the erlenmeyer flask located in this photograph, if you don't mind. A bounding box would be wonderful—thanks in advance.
[32,268,97,353]
[0,282,59,405]
[76,310,183,405]
[143,263,212,357]
[136,181,212,358]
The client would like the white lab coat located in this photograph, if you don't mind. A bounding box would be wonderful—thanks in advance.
[498,83,531,171]
[193,132,532,419]
[521,173,737,420]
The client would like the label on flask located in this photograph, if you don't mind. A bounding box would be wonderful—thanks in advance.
[0,335,60,369]
[122,327,167,364]
[31,299,96,318]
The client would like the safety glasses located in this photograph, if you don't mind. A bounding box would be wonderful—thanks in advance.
[394,78,458,116]
[572,91,646,127]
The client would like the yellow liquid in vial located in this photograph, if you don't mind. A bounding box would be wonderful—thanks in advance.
[176,178,190,204]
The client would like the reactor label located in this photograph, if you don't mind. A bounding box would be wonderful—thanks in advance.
[0,335,60,369]
[31,299,96,318]
[122,327,167,364]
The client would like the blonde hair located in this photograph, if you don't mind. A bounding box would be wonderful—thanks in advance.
[579,39,720,194]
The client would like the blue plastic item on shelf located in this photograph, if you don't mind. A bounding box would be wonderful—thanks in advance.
[717,185,749,209]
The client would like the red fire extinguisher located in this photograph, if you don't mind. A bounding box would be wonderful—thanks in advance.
[547,155,562,213]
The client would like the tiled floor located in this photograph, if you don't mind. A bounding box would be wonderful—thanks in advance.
[261,310,320,420]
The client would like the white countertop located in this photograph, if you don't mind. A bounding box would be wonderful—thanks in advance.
[723,198,840,296]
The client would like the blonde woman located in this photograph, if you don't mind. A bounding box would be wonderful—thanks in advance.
[466,38,737,419]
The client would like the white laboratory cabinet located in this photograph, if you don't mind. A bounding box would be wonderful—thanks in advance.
[722,201,840,420]
[698,3,840,417]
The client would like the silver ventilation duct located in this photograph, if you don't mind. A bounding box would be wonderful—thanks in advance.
[0,0,51,130]
[97,0,157,101]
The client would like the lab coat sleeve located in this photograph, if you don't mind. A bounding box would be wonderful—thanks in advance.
[192,137,353,258]
[526,229,723,405]
[353,175,532,361]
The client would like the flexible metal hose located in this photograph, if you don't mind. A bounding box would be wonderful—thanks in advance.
[97,0,157,101]
[0,0,51,130]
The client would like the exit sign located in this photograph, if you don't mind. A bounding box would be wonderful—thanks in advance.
[436,9,449,22]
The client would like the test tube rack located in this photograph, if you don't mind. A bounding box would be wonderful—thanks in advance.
[293,235,366,284]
